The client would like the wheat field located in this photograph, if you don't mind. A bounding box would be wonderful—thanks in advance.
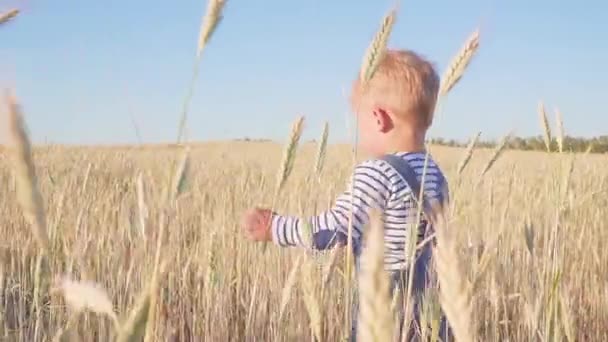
[0,140,607,341]
[2,2,608,341]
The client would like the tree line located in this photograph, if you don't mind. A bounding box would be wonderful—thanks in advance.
[429,135,608,154]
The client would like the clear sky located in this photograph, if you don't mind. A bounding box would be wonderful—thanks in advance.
[2,0,607,145]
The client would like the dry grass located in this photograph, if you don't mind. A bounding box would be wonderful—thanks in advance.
[0,140,607,341]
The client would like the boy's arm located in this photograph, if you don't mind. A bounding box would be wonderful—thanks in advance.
[270,160,393,250]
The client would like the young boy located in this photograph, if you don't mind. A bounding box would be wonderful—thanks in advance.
[241,49,450,341]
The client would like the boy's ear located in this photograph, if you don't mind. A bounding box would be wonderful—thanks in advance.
[372,107,393,133]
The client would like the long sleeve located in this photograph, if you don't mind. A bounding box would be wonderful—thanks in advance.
[270,160,394,249]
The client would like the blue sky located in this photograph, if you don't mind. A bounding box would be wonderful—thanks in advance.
[2,0,607,145]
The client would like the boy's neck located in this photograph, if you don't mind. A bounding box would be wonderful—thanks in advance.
[383,128,427,154]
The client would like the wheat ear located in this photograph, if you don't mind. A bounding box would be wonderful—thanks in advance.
[176,0,227,143]
[5,91,49,252]
[555,107,564,153]
[275,116,305,194]
[538,101,553,153]
[53,276,120,331]
[170,147,191,200]
[260,116,305,252]
[479,132,510,178]
[348,8,397,334]
[136,173,148,240]
[265,116,305,243]
[197,0,227,58]
[278,254,304,321]
[5,92,53,339]
[313,121,329,179]
[0,9,19,25]
[434,209,473,342]
[357,210,394,341]
[456,131,481,176]
[359,8,397,84]
[439,29,480,97]
[300,260,322,341]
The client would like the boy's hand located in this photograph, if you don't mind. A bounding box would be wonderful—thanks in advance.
[241,207,274,242]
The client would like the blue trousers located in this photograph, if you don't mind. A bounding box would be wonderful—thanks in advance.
[348,246,452,342]
[311,231,452,341]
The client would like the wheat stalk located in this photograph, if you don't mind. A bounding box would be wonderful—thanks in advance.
[118,260,169,342]
[555,107,564,153]
[313,121,329,179]
[300,260,322,341]
[260,116,305,261]
[52,311,81,342]
[433,209,473,342]
[0,9,19,25]
[275,116,305,194]
[80,162,93,195]
[456,131,481,176]
[359,8,397,84]
[116,284,153,342]
[136,173,148,240]
[538,101,553,153]
[439,29,480,97]
[176,0,227,144]
[260,116,305,246]
[143,149,188,342]
[321,246,341,297]
[348,8,397,331]
[4,92,49,253]
[357,210,394,341]
[278,254,304,321]
[479,132,511,178]
[559,288,575,342]
[203,230,218,304]
[197,0,227,58]
[170,147,191,200]
[309,121,330,219]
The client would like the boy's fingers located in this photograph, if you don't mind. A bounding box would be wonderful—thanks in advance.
[239,208,272,242]
[242,222,261,240]
[244,228,257,240]
[256,212,269,228]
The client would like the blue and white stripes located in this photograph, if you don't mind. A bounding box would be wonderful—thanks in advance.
[270,152,448,271]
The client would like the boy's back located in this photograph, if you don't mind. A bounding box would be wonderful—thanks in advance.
[357,151,447,269]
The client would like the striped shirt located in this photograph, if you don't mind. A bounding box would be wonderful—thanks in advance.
[271,151,449,271]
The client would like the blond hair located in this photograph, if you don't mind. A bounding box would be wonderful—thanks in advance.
[351,49,440,129]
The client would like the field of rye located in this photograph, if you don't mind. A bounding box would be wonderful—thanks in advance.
[2,2,608,342]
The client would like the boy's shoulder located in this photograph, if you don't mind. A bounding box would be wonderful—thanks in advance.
[353,152,447,186]
[356,152,441,170]
[350,158,398,188]
[353,157,395,176]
